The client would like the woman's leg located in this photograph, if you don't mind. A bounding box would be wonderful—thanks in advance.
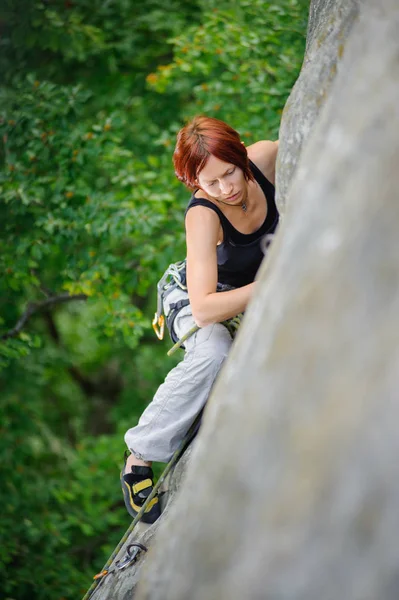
[121,289,233,521]
[124,309,233,463]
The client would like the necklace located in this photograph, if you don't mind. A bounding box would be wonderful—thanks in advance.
[216,196,248,212]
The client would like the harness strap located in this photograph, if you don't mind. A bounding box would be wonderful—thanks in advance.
[153,261,187,340]
[166,298,190,345]
[155,261,187,321]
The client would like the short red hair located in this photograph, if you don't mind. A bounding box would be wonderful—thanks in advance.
[173,115,254,190]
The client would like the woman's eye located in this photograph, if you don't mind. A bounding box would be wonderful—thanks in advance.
[208,181,215,187]
[227,168,235,175]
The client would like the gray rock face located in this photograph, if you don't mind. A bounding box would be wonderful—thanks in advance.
[133,0,399,598]
[94,0,399,598]
[276,0,359,213]
[93,440,195,600]
[92,446,195,600]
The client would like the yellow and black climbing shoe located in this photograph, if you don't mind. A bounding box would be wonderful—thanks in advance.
[120,461,161,524]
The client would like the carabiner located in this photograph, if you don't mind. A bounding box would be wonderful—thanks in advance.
[152,313,165,340]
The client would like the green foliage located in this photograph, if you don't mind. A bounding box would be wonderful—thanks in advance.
[0,75,184,366]
[0,380,129,599]
[147,0,308,138]
[0,0,307,598]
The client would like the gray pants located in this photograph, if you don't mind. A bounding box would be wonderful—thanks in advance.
[124,287,233,463]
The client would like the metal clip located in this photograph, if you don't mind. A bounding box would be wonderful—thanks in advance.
[115,543,147,571]
[152,313,165,340]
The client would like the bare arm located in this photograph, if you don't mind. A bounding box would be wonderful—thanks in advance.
[185,206,256,328]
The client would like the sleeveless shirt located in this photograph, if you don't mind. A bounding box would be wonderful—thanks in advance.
[185,159,279,288]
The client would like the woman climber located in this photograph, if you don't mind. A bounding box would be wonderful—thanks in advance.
[121,115,279,523]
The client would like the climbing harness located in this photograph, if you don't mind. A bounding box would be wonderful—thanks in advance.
[81,410,203,600]
[153,259,243,354]
[152,260,189,344]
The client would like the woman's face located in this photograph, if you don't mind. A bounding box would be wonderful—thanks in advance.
[197,155,247,206]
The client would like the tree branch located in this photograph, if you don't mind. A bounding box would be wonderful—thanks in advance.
[1,293,87,340]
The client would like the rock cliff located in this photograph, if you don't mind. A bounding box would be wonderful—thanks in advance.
[95,0,399,597]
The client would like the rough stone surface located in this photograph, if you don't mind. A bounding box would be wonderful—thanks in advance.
[94,0,399,598]
[134,0,399,598]
[93,446,195,600]
[276,0,359,213]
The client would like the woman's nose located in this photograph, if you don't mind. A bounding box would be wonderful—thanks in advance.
[220,179,232,195]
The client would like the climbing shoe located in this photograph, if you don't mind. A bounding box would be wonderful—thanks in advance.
[120,458,161,524]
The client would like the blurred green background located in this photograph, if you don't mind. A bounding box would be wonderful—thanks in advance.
[0,1,308,598]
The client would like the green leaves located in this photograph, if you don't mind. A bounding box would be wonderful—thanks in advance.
[147,0,308,138]
[0,74,186,360]
[0,0,308,598]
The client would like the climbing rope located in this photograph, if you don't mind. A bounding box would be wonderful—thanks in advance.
[81,264,244,599]
[167,312,243,356]
[81,410,203,600]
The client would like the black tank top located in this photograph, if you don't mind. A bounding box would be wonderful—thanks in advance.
[185,159,279,288]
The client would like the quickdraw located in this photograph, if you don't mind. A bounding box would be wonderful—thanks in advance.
[81,410,203,600]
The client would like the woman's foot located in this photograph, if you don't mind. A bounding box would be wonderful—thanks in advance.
[125,451,151,471]
[120,454,161,523]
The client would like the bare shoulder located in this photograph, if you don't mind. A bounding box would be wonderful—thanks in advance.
[185,203,219,227]
[185,204,220,241]
[247,140,279,185]
[247,140,279,166]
